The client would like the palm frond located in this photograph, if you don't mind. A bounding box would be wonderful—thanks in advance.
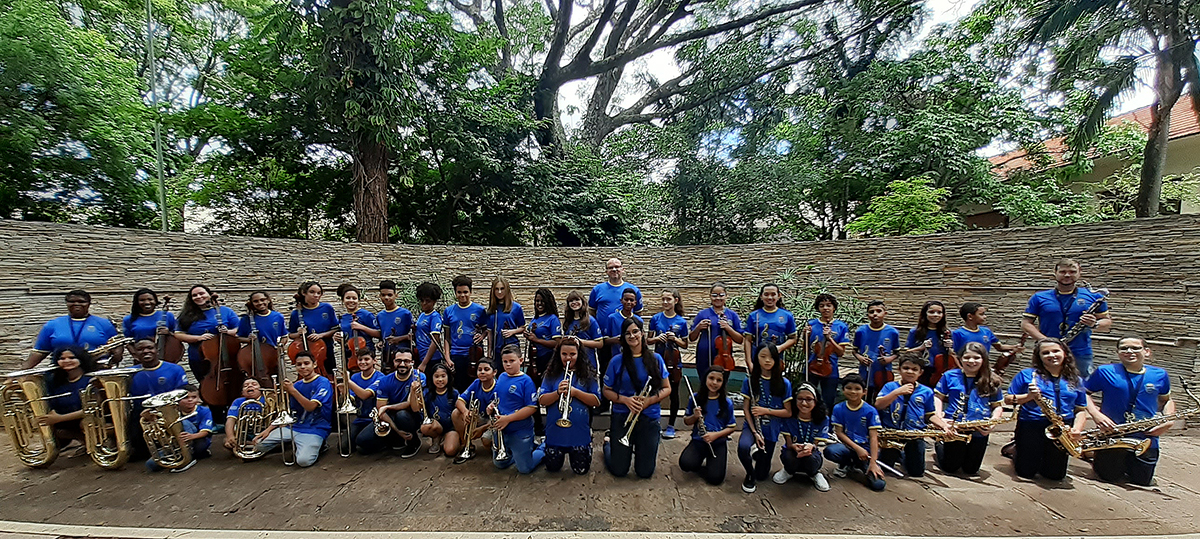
[1026,0,1117,44]
[1070,55,1138,148]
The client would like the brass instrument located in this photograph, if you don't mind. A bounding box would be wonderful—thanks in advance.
[878,427,969,450]
[140,389,195,470]
[334,329,358,458]
[88,336,134,367]
[617,378,654,447]
[1036,394,1148,458]
[952,411,1018,433]
[1061,280,1109,344]
[458,398,480,460]
[231,396,275,460]
[270,338,298,466]
[80,367,141,470]
[489,401,509,461]
[555,361,575,428]
[371,407,392,437]
[0,366,67,468]
[415,378,432,427]
[1075,377,1200,454]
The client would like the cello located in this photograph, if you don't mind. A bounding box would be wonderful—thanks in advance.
[287,302,329,378]
[155,296,184,364]
[808,323,834,378]
[199,295,242,407]
[237,304,278,386]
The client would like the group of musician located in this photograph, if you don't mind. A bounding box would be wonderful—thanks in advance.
[12,257,1189,492]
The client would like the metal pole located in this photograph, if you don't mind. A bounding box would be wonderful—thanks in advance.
[146,0,168,232]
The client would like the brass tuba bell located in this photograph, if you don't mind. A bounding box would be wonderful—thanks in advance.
[81,367,141,470]
[140,389,195,470]
[0,366,65,468]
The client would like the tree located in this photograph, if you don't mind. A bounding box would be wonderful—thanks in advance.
[846,175,960,236]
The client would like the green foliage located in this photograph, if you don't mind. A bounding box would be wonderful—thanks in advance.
[846,175,962,236]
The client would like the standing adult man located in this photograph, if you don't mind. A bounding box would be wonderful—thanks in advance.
[1021,258,1111,377]
[589,258,643,406]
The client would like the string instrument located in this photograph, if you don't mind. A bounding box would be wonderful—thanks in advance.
[199,295,242,407]
[155,296,183,364]
[467,321,485,366]
[926,329,959,387]
[660,329,682,384]
[287,303,329,378]
[381,317,397,375]
[808,323,834,378]
[992,333,1027,376]
[343,312,365,372]
[237,308,278,385]
[872,343,894,391]
[712,313,736,372]
[524,322,539,377]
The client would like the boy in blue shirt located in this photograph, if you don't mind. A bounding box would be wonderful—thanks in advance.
[443,275,487,392]
[875,354,949,478]
[252,352,333,468]
[823,375,885,491]
[851,301,900,403]
[1086,337,1175,485]
[146,385,212,473]
[490,345,543,474]
[952,302,1022,359]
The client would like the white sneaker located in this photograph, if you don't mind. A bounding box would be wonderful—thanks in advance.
[812,472,831,492]
[833,465,850,478]
[772,469,792,484]
[170,459,197,473]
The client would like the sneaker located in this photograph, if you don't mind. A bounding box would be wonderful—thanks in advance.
[534,435,546,446]
[453,453,470,465]
[662,426,676,439]
[772,469,792,484]
[1000,440,1017,460]
[170,459,198,473]
[741,475,757,493]
[400,440,421,459]
[833,465,850,478]
[812,472,831,492]
[428,438,442,454]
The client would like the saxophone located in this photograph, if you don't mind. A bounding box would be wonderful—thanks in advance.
[1036,394,1148,458]
[81,367,141,470]
[878,427,969,450]
[140,389,194,470]
[0,366,64,468]
[953,412,1018,433]
[1076,377,1200,454]
[1061,281,1108,344]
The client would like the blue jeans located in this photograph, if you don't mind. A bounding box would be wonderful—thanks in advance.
[355,410,420,455]
[604,411,661,478]
[145,418,210,472]
[824,443,886,491]
[1074,354,1093,379]
[493,431,543,474]
[255,427,326,468]
[737,429,777,481]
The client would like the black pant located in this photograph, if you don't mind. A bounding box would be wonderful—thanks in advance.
[356,410,420,455]
[605,411,661,478]
[880,439,926,477]
[1092,445,1159,485]
[450,354,472,393]
[665,376,682,425]
[529,353,552,435]
[781,446,824,477]
[936,435,989,475]
[1014,419,1069,481]
[736,430,777,481]
[679,438,727,485]
[544,444,592,475]
[597,347,613,412]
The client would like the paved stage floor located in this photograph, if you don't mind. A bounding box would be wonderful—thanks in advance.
[0,427,1198,537]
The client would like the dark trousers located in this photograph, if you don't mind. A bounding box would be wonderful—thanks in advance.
[679,438,727,485]
[824,443,886,491]
[544,444,592,475]
[811,373,839,413]
[529,353,552,435]
[1014,419,1069,481]
[737,430,777,481]
[880,438,926,477]
[781,446,825,477]
[1092,446,1159,486]
[936,435,989,475]
[665,376,682,425]
[355,410,420,455]
[604,411,661,478]
[450,354,472,393]
[597,347,613,412]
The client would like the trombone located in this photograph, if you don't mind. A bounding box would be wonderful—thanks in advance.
[334,330,358,458]
[617,378,654,447]
[270,337,297,466]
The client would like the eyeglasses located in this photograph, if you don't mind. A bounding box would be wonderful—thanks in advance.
[607,266,621,271]
[710,293,727,298]
[1118,346,1144,353]
[795,397,816,403]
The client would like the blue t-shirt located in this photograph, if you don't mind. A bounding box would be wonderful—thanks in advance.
[740,376,793,441]
[482,303,525,358]
[782,417,832,447]
[690,307,743,368]
[443,302,487,356]
[48,375,91,414]
[852,324,902,380]
[603,353,669,419]
[290,375,333,437]
[288,303,337,352]
[950,326,1000,355]
[563,316,602,370]
[934,369,1003,422]
[1009,367,1088,422]
[130,362,189,400]
[1024,288,1109,357]
[649,313,689,357]
[371,371,428,416]
[426,388,459,425]
[1087,364,1170,448]
[540,371,600,447]
[338,309,380,355]
[123,311,177,342]
[180,306,241,362]
[187,405,214,433]
[589,281,643,321]
[350,370,384,425]
[744,308,798,349]
[413,310,444,363]
[528,313,563,360]
[832,400,882,446]
[494,372,537,436]
[878,381,936,430]
[376,306,414,353]
[685,396,736,442]
[227,396,267,419]
[237,311,288,346]
[906,327,950,365]
[604,312,643,357]
[805,319,851,372]
[459,378,499,410]
[33,315,119,354]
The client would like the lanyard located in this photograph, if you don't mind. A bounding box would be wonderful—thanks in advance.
[69,316,91,344]
[1056,290,1077,334]
[1123,369,1143,422]
[896,389,913,428]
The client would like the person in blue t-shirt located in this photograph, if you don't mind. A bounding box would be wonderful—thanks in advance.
[806,293,851,412]
[933,342,1005,475]
[236,291,288,384]
[603,288,644,370]
[603,317,671,479]
[851,301,901,403]
[443,275,487,392]
[678,366,737,486]
[412,282,445,375]
[527,288,563,436]
[482,277,526,360]
[591,258,643,402]
[451,359,499,463]
[738,344,793,494]
[562,291,604,371]
[224,378,268,454]
[1005,338,1093,481]
[904,300,955,387]
[823,375,886,491]
[26,290,121,369]
[376,280,413,375]
[875,354,949,478]
[335,284,381,360]
[175,285,240,403]
[490,345,543,474]
[287,281,339,377]
[952,302,1022,360]
[252,351,332,468]
[358,348,426,457]
[122,288,177,355]
[339,348,384,455]
[1086,336,1176,486]
[42,346,101,449]
[742,283,799,362]
[129,339,189,401]
[537,339,601,474]
[418,363,460,457]
[1021,258,1112,377]
[146,385,212,472]
[773,383,833,491]
[687,282,743,381]
[648,289,689,439]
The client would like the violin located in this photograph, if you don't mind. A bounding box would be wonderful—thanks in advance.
[872,344,894,392]
[660,330,683,385]
[712,313,736,372]
[343,312,365,372]
[199,294,243,407]
[155,296,184,364]
[287,301,330,378]
[237,305,279,386]
[926,329,959,387]
[808,323,834,378]
[992,333,1027,376]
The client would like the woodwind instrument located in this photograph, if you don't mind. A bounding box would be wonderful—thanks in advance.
[681,373,716,458]
[1062,280,1109,344]
[878,427,969,450]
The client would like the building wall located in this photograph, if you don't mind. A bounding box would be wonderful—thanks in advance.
[1,217,1198,383]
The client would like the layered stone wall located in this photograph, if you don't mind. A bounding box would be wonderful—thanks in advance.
[1,217,1198,383]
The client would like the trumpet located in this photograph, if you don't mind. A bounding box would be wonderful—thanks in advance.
[489,402,509,461]
[618,378,654,447]
[415,378,432,427]
[458,398,480,460]
[370,407,392,437]
[556,361,575,428]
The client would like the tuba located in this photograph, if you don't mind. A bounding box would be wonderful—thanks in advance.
[0,366,64,468]
[231,396,276,460]
[140,389,194,470]
[81,367,141,470]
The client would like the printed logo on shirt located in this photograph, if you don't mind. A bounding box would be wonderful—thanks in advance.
[859,416,869,427]
[1144,383,1158,395]
[777,315,784,324]
[322,313,329,320]
[157,377,166,386]
[1076,297,1089,306]
[87,325,97,332]
[508,385,518,394]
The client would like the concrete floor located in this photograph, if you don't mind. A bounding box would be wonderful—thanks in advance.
[0,427,1198,537]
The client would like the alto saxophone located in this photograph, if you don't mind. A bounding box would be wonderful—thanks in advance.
[1036,394,1148,458]
[878,427,969,450]
[1076,377,1200,455]
[952,412,1018,433]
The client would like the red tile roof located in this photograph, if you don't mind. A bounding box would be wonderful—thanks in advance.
[990,94,1199,175]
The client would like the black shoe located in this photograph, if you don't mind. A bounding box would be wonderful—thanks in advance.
[741,475,757,493]
[1000,440,1016,460]
[400,440,421,459]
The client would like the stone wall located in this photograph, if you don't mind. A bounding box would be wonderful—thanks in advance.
[1,217,1198,387]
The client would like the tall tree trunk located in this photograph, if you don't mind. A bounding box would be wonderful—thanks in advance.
[579,65,625,146]
[1137,47,1184,218]
[532,78,566,153]
[354,136,390,243]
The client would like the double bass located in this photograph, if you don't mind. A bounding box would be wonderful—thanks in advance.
[237,305,278,386]
[287,302,329,378]
[199,295,242,407]
[155,296,184,364]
